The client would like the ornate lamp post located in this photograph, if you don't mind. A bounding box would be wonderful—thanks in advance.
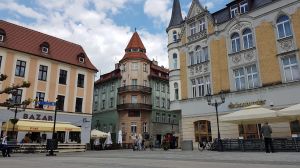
[206,90,226,151]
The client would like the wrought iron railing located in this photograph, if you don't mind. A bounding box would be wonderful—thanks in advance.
[117,103,152,111]
[118,85,152,93]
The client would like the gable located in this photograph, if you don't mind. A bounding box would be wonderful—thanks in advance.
[187,0,206,19]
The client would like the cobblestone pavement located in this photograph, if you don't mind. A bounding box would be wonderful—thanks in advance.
[1,150,300,168]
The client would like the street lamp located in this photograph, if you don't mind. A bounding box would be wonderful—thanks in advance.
[47,96,59,156]
[206,90,226,151]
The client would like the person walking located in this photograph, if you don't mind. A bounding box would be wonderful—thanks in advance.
[261,122,274,153]
[1,133,10,157]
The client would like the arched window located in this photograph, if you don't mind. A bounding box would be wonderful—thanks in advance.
[242,28,253,49]
[231,32,241,53]
[174,82,179,100]
[173,31,177,42]
[173,53,178,69]
[276,15,292,39]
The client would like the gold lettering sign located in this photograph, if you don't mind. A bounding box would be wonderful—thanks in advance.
[228,100,266,109]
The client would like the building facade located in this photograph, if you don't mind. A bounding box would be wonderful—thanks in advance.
[92,32,180,146]
[167,0,300,147]
[0,20,97,144]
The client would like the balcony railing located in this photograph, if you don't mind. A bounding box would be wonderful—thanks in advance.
[118,85,152,93]
[117,103,152,111]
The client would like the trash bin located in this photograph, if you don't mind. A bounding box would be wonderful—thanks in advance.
[46,139,58,150]
[181,140,193,151]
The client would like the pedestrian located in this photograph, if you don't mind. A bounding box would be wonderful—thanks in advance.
[261,122,274,153]
[1,133,10,157]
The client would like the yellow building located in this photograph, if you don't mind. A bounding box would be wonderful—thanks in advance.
[0,20,97,144]
[167,0,300,148]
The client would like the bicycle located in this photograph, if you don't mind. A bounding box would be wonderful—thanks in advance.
[198,140,213,151]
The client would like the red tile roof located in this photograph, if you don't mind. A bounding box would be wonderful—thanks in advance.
[0,20,98,71]
[95,69,121,85]
[149,62,169,81]
[125,32,146,51]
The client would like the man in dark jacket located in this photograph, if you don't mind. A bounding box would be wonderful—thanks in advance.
[1,133,10,157]
[261,122,274,153]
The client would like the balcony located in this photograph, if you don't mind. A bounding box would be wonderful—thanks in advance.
[118,85,152,94]
[117,103,152,111]
[187,31,207,43]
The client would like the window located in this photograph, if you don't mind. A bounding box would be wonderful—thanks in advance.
[195,46,201,64]
[234,67,246,90]
[132,79,137,85]
[167,99,170,109]
[243,28,253,49]
[156,97,160,107]
[128,111,140,117]
[240,1,248,14]
[162,113,166,123]
[75,97,83,112]
[189,52,195,65]
[234,64,259,90]
[102,100,105,109]
[38,65,48,81]
[276,15,292,39]
[41,46,49,54]
[36,92,45,108]
[12,89,22,104]
[290,120,300,135]
[77,74,85,88]
[143,95,147,104]
[191,79,197,98]
[123,80,126,86]
[15,60,26,77]
[282,55,300,82]
[195,76,211,97]
[205,76,211,94]
[143,64,147,72]
[239,124,261,139]
[203,47,208,62]
[173,31,177,42]
[0,35,4,42]
[156,113,160,122]
[0,29,5,42]
[132,62,138,70]
[199,18,206,32]
[156,82,160,91]
[78,57,85,63]
[59,69,67,84]
[197,78,205,97]
[110,98,113,107]
[143,80,147,86]
[172,115,177,124]
[231,33,241,53]
[122,96,125,104]
[131,122,137,134]
[57,95,65,111]
[168,114,171,123]
[111,83,115,91]
[230,4,239,18]
[194,120,212,142]
[131,95,137,103]
[143,122,147,133]
[173,53,178,69]
[162,98,165,108]
[190,22,196,35]
[246,65,259,89]
[162,84,165,92]
[174,82,179,100]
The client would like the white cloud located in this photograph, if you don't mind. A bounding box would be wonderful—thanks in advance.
[144,0,172,27]
[0,0,169,79]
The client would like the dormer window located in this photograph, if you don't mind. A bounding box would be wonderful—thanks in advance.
[0,28,6,42]
[230,4,239,18]
[40,42,50,54]
[240,1,249,14]
[77,53,86,64]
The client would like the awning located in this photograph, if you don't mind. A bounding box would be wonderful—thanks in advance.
[278,103,300,120]
[1,119,81,132]
[220,105,281,124]
[91,129,108,139]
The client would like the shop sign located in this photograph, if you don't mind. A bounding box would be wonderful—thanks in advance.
[228,100,266,109]
[23,113,53,121]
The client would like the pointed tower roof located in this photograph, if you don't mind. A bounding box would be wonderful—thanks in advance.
[120,31,149,62]
[167,0,183,32]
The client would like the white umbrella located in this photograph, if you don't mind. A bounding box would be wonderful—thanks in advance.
[220,105,280,124]
[117,130,122,144]
[278,103,300,120]
[91,129,108,139]
[104,132,112,146]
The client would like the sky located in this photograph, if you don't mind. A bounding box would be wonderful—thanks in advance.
[0,0,228,78]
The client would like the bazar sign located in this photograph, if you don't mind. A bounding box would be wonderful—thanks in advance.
[228,100,266,109]
[23,113,53,121]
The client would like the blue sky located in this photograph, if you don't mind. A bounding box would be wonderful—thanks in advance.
[0,0,228,76]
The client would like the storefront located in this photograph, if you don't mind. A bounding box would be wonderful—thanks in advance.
[0,107,92,144]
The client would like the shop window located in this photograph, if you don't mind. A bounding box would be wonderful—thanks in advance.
[15,60,26,77]
[238,124,261,139]
[290,120,300,135]
[194,120,212,142]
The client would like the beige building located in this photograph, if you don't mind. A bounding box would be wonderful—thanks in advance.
[0,20,97,144]
[167,0,300,148]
